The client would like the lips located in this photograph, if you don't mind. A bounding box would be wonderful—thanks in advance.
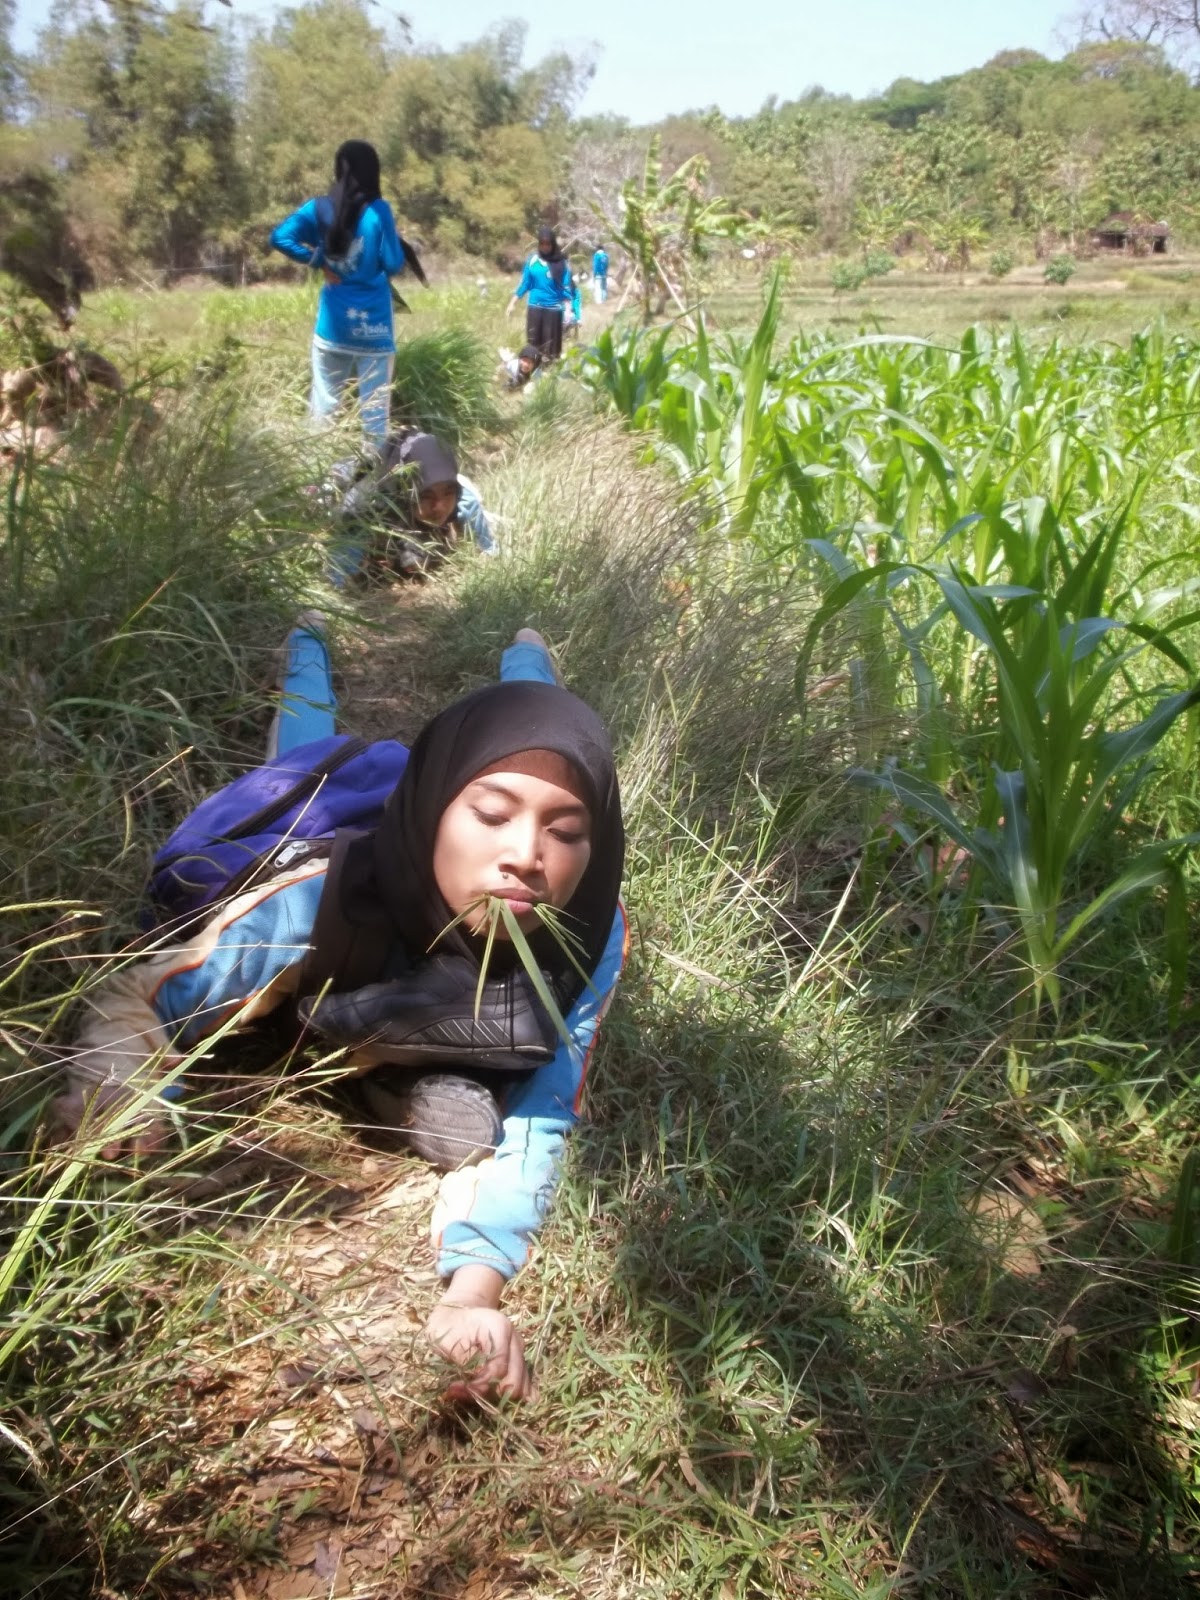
[490,889,540,915]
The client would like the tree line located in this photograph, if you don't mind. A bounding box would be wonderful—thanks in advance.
[3,0,1200,287]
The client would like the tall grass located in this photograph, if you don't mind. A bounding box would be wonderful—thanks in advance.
[391,325,497,452]
[2,302,1198,1598]
[0,375,344,1591]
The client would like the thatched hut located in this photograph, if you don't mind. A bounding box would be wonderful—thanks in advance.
[1091,212,1169,255]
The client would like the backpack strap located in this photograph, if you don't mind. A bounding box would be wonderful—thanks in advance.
[297,828,396,1001]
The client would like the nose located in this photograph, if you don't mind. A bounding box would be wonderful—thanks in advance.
[499,815,542,880]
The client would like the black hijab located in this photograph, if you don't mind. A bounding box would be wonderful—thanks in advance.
[537,225,567,289]
[326,140,382,258]
[338,679,624,1007]
[377,429,459,530]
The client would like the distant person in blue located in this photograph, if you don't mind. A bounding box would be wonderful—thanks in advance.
[270,140,406,448]
[592,244,609,303]
[506,226,575,362]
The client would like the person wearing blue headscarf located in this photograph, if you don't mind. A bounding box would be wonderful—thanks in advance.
[506,226,575,362]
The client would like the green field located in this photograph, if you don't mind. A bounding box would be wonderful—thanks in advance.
[3,277,1200,1598]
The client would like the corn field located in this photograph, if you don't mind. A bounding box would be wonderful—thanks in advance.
[574,277,1200,1016]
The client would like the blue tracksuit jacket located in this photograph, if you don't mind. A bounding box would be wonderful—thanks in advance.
[271,197,406,353]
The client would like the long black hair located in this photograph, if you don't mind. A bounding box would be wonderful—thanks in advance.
[326,140,382,258]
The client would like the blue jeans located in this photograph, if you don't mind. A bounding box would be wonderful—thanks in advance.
[310,342,394,447]
[271,626,555,757]
[268,617,337,757]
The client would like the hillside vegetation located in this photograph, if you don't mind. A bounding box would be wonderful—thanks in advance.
[5,0,1200,285]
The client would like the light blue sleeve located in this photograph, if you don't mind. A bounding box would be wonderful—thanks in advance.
[435,907,628,1278]
[455,476,497,555]
[152,874,325,1049]
[514,261,533,300]
[375,202,406,278]
[271,200,323,267]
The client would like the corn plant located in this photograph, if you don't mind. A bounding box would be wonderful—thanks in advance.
[578,309,1200,1015]
[851,573,1199,1012]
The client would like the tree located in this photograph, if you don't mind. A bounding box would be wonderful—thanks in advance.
[25,0,245,273]
[559,119,645,250]
[592,135,746,323]
[243,0,390,230]
[806,121,877,248]
[381,32,570,254]
[0,0,18,120]
[1064,0,1200,65]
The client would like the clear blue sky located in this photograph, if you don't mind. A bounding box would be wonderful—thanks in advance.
[12,0,1067,120]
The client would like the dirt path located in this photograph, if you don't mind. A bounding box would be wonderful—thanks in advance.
[333,586,447,746]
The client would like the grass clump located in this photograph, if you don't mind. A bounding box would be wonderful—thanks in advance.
[391,325,497,452]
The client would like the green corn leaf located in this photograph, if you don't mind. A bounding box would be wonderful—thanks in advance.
[1124,620,1195,677]
[1051,833,1200,960]
[991,767,1046,943]
[1093,686,1200,791]
[849,766,1003,879]
[797,559,915,702]
[1132,575,1200,624]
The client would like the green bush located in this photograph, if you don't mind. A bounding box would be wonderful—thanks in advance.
[831,260,867,293]
[391,325,496,451]
[0,388,323,954]
[988,249,1014,278]
[863,249,896,279]
[1044,253,1077,286]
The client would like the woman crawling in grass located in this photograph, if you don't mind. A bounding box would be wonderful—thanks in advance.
[332,426,498,580]
[53,628,627,1403]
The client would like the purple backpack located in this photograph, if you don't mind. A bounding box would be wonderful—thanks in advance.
[143,735,409,933]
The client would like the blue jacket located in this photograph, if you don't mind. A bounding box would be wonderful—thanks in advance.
[593,250,609,277]
[69,640,625,1282]
[271,197,405,353]
[514,254,575,312]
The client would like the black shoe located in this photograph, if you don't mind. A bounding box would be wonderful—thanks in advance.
[357,1071,503,1170]
[299,954,557,1073]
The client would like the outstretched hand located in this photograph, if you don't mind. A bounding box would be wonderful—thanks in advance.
[50,1079,170,1162]
[425,1301,531,1402]
[425,1264,533,1403]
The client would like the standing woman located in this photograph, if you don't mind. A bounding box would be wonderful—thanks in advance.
[506,226,574,363]
[592,242,609,303]
[271,140,406,449]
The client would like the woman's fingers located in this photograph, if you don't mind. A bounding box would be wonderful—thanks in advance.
[427,1304,533,1404]
[51,1085,168,1161]
[502,1324,530,1398]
